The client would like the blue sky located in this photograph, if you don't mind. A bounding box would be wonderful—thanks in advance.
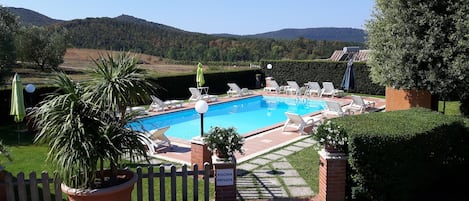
[2,0,375,35]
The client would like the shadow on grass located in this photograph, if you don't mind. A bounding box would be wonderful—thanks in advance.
[0,122,36,146]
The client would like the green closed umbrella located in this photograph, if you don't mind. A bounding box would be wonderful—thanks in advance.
[196,62,205,87]
[10,73,26,123]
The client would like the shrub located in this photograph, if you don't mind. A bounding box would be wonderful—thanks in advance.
[334,108,469,201]
[203,126,245,158]
[312,120,348,152]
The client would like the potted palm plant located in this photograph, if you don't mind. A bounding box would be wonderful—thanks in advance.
[33,52,155,201]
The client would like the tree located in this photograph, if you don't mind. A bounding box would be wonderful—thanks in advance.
[16,26,68,71]
[366,0,469,111]
[0,6,19,73]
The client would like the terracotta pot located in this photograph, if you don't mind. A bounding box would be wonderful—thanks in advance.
[215,149,228,159]
[61,169,137,201]
[325,144,345,153]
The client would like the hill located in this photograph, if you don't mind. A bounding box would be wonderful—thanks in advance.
[7,6,366,43]
[246,27,366,43]
[6,7,364,61]
[213,27,366,43]
[5,7,63,26]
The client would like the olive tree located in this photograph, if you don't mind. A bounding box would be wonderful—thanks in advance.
[0,6,19,73]
[366,0,469,115]
[16,26,68,71]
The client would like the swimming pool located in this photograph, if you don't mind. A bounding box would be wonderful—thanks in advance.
[129,96,325,140]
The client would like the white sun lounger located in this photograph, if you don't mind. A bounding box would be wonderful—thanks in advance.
[264,80,285,93]
[283,112,323,135]
[286,81,303,96]
[323,101,353,117]
[227,83,253,97]
[349,95,376,113]
[188,87,218,102]
[138,126,171,154]
[306,82,321,96]
[321,82,344,98]
[149,95,183,111]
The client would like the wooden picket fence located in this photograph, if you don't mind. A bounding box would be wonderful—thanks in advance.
[1,163,211,201]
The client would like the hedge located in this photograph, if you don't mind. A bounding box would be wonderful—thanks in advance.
[260,60,384,95]
[333,108,469,201]
[150,70,262,100]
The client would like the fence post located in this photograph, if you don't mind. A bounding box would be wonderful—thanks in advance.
[316,150,348,201]
[0,170,7,201]
[212,156,236,201]
[191,137,212,176]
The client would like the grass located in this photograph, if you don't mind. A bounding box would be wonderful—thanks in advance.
[439,101,461,115]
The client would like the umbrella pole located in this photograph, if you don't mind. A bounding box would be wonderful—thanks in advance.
[17,123,20,144]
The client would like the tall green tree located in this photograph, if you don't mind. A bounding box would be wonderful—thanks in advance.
[367,0,469,108]
[0,6,19,73]
[16,26,68,71]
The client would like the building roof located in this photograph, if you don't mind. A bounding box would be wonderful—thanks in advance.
[328,49,370,62]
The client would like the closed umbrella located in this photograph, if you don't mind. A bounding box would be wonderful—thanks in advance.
[196,62,205,87]
[340,59,355,92]
[10,73,26,143]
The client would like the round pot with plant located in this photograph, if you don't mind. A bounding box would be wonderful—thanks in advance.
[33,52,156,201]
[203,126,245,160]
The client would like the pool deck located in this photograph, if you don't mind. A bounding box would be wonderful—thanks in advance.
[143,91,386,165]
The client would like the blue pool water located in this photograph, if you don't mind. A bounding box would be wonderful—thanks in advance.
[128,96,325,140]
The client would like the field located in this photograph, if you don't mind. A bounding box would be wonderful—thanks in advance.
[62,48,199,74]
[2,48,251,86]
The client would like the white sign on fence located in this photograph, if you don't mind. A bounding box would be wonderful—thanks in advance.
[216,168,234,186]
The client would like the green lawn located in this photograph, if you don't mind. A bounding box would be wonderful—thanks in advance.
[439,101,461,115]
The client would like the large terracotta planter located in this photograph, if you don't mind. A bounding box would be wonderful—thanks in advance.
[61,169,137,201]
[385,86,432,111]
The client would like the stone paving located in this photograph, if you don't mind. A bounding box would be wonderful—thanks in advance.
[143,137,317,200]
[236,138,317,200]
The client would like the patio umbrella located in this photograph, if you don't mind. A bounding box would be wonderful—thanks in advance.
[340,59,355,92]
[196,62,205,87]
[10,73,26,143]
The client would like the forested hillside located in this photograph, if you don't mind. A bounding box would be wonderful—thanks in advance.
[246,27,366,43]
[61,16,361,61]
[9,7,364,62]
